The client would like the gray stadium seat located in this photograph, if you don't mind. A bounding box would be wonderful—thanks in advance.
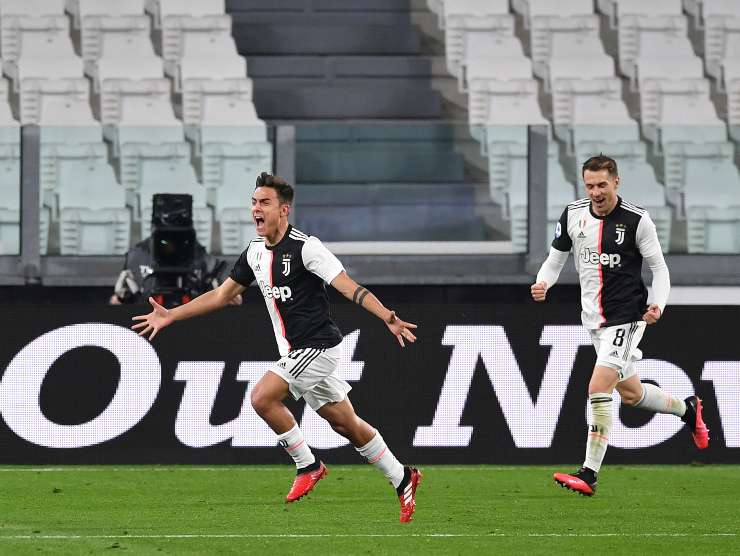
[685,159,740,253]
[58,161,131,255]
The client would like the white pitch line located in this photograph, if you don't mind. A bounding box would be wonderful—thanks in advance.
[0,533,736,540]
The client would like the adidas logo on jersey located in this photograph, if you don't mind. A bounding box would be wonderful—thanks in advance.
[580,248,621,268]
[577,231,586,239]
[609,350,620,357]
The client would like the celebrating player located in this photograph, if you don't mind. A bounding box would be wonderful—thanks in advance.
[531,155,709,496]
[133,172,422,522]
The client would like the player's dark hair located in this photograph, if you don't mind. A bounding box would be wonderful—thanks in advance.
[255,172,294,205]
[582,154,618,178]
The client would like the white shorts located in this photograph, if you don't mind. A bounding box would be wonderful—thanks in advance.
[269,344,351,411]
[589,321,646,382]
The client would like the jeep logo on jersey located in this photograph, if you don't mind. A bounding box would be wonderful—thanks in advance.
[580,248,621,268]
[281,254,291,276]
[258,280,293,302]
[615,224,626,245]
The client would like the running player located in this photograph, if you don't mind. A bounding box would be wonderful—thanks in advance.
[531,155,709,496]
[133,172,422,521]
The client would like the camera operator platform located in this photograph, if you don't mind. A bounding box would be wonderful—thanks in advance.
[110,194,238,308]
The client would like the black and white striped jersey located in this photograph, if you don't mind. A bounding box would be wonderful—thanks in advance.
[229,225,344,355]
[548,196,665,329]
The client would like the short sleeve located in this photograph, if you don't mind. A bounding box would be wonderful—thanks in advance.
[229,246,256,287]
[302,236,344,284]
[551,207,573,252]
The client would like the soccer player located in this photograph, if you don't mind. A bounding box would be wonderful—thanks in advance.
[530,155,709,496]
[132,173,422,522]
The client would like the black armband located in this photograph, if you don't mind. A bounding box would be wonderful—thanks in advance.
[352,286,370,306]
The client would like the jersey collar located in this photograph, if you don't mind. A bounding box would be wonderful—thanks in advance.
[265,224,292,251]
[589,196,622,220]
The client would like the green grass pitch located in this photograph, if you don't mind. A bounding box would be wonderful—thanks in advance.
[1,465,738,555]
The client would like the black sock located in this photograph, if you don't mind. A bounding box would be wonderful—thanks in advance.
[580,467,597,483]
[681,397,695,424]
[395,467,411,496]
[296,460,321,476]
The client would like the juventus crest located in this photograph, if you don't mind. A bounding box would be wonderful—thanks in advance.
[281,253,292,276]
[615,224,626,245]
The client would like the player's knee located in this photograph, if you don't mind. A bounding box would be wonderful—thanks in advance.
[250,386,272,416]
[620,390,642,406]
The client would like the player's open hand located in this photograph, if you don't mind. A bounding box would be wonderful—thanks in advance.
[643,304,662,325]
[531,281,548,302]
[385,311,417,348]
[131,296,174,340]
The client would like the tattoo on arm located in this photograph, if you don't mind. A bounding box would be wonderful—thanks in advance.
[352,286,371,306]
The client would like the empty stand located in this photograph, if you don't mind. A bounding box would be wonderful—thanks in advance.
[440,0,513,88]
[58,161,130,255]
[685,159,740,252]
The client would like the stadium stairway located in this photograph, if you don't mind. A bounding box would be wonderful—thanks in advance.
[227,0,501,241]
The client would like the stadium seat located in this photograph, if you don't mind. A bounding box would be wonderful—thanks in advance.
[640,79,718,143]
[529,8,599,78]
[546,34,622,139]
[2,17,88,125]
[440,0,510,28]
[107,92,184,162]
[0,135,20,255]
[84,27,166,125]
[163,31,251,126]
[187,94,271,194]
[441,0,514,87]
[685,158,740,253]
[457,34,525,93]
[632,32,703,89]
[525,0,598,76]
[146,0,225,27]
[78,13,151,64]
[213,167,256,254]
[663,139,733,195]
[469,80,548,147]
[0,0,65,18]
[614,1,687,77]
[165,32,246,89]
[568,96,639,152]
[35,91,106,218]
[653,90,729,204]
[700,0,740,79]
[138,164,212,249]
[601,0,683,27]
[58,161,130,255]
[69,0,146,28]
[147,0,231,63]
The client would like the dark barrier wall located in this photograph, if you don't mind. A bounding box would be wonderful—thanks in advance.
[0,304,738,464]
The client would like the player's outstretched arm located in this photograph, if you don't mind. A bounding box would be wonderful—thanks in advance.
[131,278,246,340]
[330,271,417,347]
